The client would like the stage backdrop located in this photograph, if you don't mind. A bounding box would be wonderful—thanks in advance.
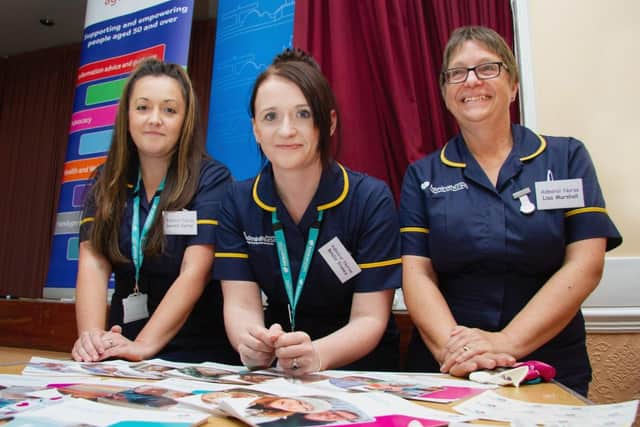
[205,0,295,180]
[44,0,195,297]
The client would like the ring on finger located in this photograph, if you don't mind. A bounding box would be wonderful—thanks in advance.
[463,345,471,352]
[291,358,300,370]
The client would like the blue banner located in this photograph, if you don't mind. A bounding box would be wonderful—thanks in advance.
[206,0,295,180]
[45,0,195,296]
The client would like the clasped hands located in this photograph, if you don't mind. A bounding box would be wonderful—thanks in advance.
[238,323,321,376]
[438,326,517,377]
[71,325,150,362]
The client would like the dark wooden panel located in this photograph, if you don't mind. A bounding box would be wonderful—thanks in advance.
[0,300,78,352]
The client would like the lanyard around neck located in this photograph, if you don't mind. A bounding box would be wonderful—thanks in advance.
[272,209,324,331]
[131,171,165,293]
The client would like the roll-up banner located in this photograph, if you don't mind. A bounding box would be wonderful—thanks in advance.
[206,0,295,180]
[44,0,195,298]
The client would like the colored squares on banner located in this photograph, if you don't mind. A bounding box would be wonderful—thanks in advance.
[79,129,113,155]
[66,237,80,261]
[86,78,127,105]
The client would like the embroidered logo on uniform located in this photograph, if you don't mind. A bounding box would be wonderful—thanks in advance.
[423,181,469,194]
[243,232,275,246]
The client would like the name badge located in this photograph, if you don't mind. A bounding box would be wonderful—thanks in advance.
[318,236,361,284]
[122,292,149,323]
[535,178,585,210]
[163,210,197,235]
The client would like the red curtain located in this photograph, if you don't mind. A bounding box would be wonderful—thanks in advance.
[294,0,517,200]
[0,45,81,298]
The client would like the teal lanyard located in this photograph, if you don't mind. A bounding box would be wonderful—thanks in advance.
[272,209,324,331]
[131,171,165,293]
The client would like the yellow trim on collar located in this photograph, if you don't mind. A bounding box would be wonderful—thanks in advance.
[252,173,276,212]
[440,132,548,167]
[317,163,349,211]
[252,163,350,212]
[440,143,466,168]
[215,252,249,259]
[359,258,402,269]
[400,226,429,234]
[565,207,607,218]
[197,219,218,226]
[520,133,547,162]
[80,217,94,225]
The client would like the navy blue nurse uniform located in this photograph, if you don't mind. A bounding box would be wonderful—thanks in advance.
[399,124,622,394]
[214,161,401,371]
[79,158,239,364]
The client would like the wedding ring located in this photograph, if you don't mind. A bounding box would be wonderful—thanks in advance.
[291,358,300,370]
[463,345,471,352]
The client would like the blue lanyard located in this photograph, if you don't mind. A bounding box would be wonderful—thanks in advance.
[131,171,165,293]
[272,209,324,331]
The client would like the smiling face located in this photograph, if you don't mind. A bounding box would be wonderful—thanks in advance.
[252,75,328,173]
[128,75,186,162]
[269,397,314,413]
[443,40,518,129]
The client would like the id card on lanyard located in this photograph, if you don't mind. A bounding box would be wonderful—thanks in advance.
[272,209,323,331]
[123,172,165,324]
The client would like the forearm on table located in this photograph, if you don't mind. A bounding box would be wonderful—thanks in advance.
[313,290,393,370]
[75,242,111,333]
[500,238,606,359]
[402,255,457,363]
[134,245,212,356]
[221,281,266,351]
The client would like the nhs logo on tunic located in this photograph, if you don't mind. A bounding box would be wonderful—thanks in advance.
[421,180,469,194]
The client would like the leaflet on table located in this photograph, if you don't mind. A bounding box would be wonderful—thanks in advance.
[6,397,209,427]
[309,371,492,403]
[453,390,640,426]
[23,356,175,379]
[0,375,68,417]
[177,378,472,426]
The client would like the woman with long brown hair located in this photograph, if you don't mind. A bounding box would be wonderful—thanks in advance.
[71,58,237,363]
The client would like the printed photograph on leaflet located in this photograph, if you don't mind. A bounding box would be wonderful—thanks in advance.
[218,393,373,427]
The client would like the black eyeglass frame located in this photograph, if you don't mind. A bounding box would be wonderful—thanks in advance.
[442,61,507,85]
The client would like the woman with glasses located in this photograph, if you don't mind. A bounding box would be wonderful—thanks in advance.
[399,26,621,395]
[214,49,401,376]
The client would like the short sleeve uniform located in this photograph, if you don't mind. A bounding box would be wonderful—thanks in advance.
[214,161,401,370]
[79,158,239,364]
[399,125,621,391]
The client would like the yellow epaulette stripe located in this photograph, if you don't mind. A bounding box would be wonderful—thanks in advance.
[358,258,402,269]
[565,207,607,218]
[80,217,94,225]
[215,252,249,259]
[400,226,429,234]
[197,219,218,226]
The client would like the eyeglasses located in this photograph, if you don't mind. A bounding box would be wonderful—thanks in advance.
[442,61,506,84]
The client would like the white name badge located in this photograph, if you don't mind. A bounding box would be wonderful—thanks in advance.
[318,236,361,284]
[163,210,197,235]
[535,178,585,210]
[122,292,149,323]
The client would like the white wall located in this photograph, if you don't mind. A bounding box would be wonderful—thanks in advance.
[520,0,640,331]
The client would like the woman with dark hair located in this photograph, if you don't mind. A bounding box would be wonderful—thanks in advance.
[214,49,401,375]
[71,58,237,363]
[400,26,621,395]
